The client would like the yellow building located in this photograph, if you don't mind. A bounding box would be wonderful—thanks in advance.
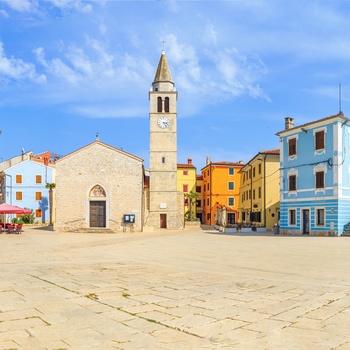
[239,149,280,229]
[201,157,244,225]
[177,158,197,220]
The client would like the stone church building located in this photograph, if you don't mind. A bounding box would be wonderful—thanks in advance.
[54,51,184,232]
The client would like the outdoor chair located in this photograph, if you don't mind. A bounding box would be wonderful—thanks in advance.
[6,224,15,234]
[15,224,23,234]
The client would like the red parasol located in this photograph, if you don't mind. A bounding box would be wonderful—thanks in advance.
[0,203,32,214]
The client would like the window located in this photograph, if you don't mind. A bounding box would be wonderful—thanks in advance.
[35,192,42,200]
[207,213,210,220]
[316,171,325,189]
[253,167,256,177]
[250,211,261,222]
[242,212,246,221]
[204,184,206,191]
[36,209,42,218]
[16,191,22,200]
[165,97,170,112]
[288,138,297,156]
[315,130,325,150]
[249,190,251,199]
[228,182,234,190]
[289,209,296,225]
[183,170,188,175]
[207,183,210,190]
[242,194,244,202]
[249,169,252,179]
[253,189,256,200]
[36,175,42,184]
[316,208,325,226]
[258,187,261,199]
[162,157,165,164]
[196,186,201,192]
[184,198,188,206]
[157,97,162,112]
[243,173,246,182]
[207,198,209,205]
[228,168,234,175]
[196,200,201,207]
[228,197,234,206]
[258,163,261,175]
[289,175,296,191]
[16,175,22,184]
[183,184,188,192]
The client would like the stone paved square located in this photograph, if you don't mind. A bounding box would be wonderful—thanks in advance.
[1,226,350,349]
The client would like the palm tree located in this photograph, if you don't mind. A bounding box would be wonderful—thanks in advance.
[45,183,56,226]
[184,191,198,221]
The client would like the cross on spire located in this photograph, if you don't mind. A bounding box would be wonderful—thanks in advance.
[161,40,166,51]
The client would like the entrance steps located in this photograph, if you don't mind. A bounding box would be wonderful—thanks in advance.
[72,228,115,234]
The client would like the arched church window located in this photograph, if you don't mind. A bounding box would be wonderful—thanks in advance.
[165,97,170,112]
[90,185,106,197]
[157,97,162,112]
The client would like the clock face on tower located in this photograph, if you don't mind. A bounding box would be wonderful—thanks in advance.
[157,116,170,129]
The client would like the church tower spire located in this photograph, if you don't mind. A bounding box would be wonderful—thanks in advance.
[145,51,183,230]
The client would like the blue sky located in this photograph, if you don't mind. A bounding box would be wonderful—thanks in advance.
[1,0,350,170]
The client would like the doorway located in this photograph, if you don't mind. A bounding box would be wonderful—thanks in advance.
[302,209,309,234]
[90,201,106,228]
[227,213,236,224]
[160,214,167,228]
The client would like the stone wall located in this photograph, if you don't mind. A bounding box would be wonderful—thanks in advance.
[54,142,144,232]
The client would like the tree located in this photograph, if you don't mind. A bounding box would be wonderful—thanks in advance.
[45,183,56,226]
[184,191,198,221]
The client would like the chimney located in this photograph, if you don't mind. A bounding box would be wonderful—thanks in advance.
[285,117,294,130]
[188,158,192,165]
[206,156,211,165]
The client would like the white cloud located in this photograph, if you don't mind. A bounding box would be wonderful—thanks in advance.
[0,9,8,17]
[0,42,46,83]
[0,0,37,12]
[44,0,92,13]
[68,104,146,119]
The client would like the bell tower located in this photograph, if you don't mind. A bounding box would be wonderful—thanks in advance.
[146,51,183,230]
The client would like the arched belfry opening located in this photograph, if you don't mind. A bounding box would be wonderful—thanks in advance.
[89,185,106,228]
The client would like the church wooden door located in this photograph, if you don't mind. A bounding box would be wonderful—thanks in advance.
[160,214,167,228]
[90,201,106,228]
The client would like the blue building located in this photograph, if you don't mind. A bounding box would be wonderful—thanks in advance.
[276,113,350,236]
[0,151,56,223]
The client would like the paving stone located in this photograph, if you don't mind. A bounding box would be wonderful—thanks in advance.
[2,227,350,348]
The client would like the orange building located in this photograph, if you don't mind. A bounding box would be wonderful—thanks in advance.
[201,157,245,225]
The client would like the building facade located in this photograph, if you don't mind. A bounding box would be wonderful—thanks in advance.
[195,174,204,222]
[277,114,350,236]
[146,50,183,229]
[54,140,144,232]
[177,158,197,220]
[0,151,56,223]
[239,149,280,229]
[201,157,244,225]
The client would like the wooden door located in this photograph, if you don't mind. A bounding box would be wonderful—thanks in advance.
[160,214,167,229]
[90,201,106,228]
